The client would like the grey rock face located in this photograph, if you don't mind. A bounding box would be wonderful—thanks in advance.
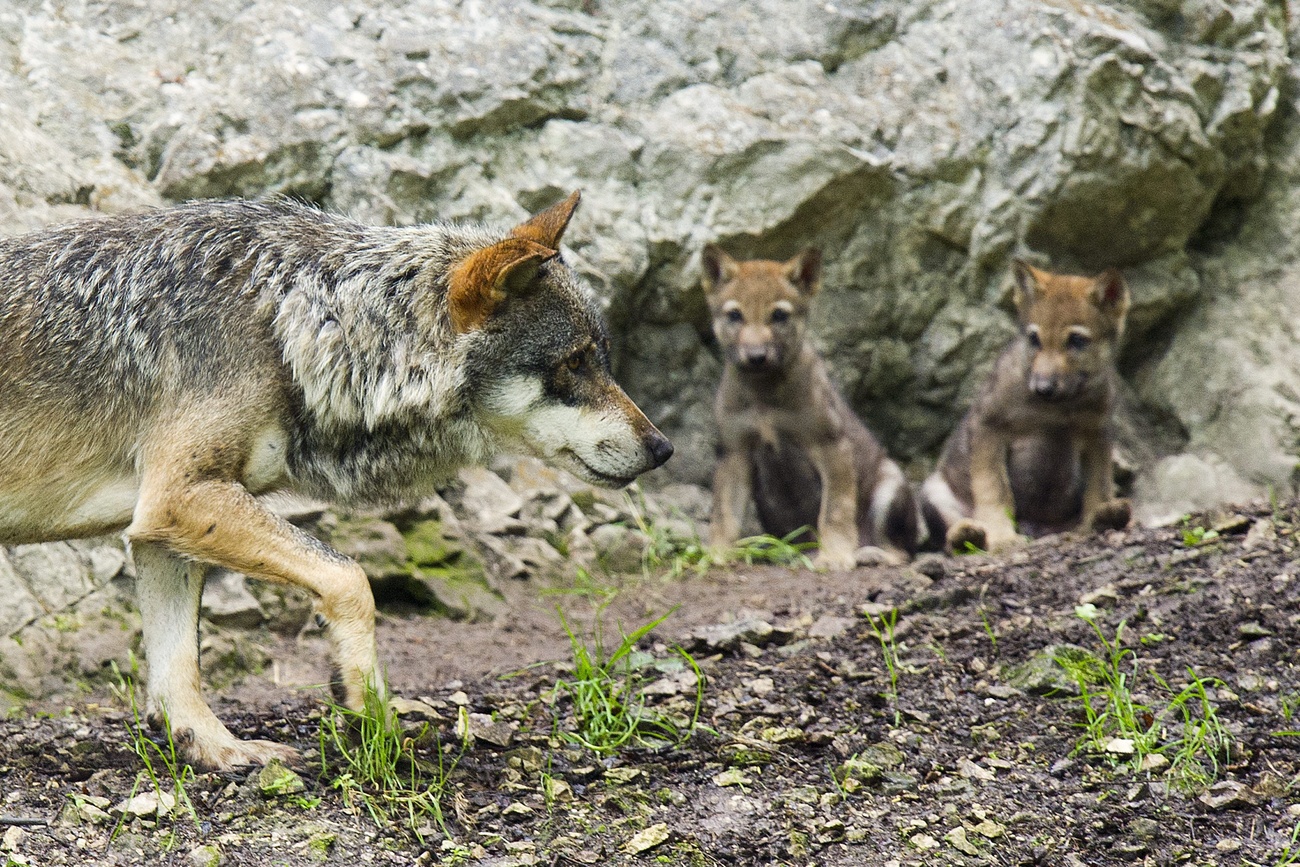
[0,0,1292,521]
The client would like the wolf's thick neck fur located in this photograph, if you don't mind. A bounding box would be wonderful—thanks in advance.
[0,199,509,504]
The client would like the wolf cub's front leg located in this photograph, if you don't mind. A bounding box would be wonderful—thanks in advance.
[956,423,1022,553]
[1078,432,1132,534]
[709,445,753,559]
[807,439,859,571]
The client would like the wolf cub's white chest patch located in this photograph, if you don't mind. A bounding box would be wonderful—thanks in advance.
[243,426,289,493]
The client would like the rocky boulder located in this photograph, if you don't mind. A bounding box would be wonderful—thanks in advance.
[0,0,1292,518]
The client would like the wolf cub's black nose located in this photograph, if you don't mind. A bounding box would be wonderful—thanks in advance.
[1031,378,1059,398]
[647,432,674,468]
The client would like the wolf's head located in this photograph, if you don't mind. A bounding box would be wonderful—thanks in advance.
[1011,261,1129,403]
[454,193,672,488]
[701,245,821,377]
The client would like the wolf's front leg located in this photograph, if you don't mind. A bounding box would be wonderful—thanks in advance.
[130,476,382,770]
[809,439,858,571]
[132,541,300,769]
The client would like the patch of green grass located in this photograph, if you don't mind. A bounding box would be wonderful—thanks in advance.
[541,566,621,606]
[1153,669,1232,792]
[1281,692,1300,724]
[864,608,902,727]
[729,529,816,568]
[1057,606,1232,792]
[1244,818,1300,867]
[625,489,814,576]
[108,661,199,841]
[626,488,712,578]
[548,607,704,754]
[317,680,466,843]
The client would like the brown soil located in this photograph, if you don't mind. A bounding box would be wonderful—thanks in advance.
[4,502,1300,866]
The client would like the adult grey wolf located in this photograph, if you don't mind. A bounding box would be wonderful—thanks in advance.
[0,192,672,769]
[918,261,1131,554]
[702,245,918,570]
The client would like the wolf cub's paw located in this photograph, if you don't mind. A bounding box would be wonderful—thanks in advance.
[1089,498,1132,533]
[814,547,858,572]
[854,545,908,567]
[946,520,988,555]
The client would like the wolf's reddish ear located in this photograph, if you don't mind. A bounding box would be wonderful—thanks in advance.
[783,248,822,296]
[510,191,580,249]
[1091,267,1130,329]
[448,238,556,333]
[701,244,739,294]
[1011,259,1039,313]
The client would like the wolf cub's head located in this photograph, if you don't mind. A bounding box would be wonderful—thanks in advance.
[455,193,672,488]
[1011,261,1129,402]
[701,245,821,376]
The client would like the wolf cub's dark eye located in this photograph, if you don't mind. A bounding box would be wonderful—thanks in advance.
[770,308,790,324]
[725,309,744,324]
[1066,332,1091,351]
[1026,329,1042,349]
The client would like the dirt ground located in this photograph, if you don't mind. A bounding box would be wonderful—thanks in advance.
[4,500,1300,866]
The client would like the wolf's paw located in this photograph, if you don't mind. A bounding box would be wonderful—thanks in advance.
[1090,499,1132,533]
[946,520,988,555]
[187,735,302,772]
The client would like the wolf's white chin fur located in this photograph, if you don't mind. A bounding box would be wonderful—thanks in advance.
[482,376,649,485]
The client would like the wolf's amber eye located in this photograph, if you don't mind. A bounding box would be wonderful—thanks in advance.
[725,308,744,324]
[770,308,790,324]
[566,351,585,372]
[1066,332,1091,351]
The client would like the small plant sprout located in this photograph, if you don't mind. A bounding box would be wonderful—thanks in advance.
[864,607,902,727]
[549,606,704,754]
[1178,515,1220,547]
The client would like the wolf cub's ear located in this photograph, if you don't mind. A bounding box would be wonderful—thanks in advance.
[449,238,557,333]
[511,191,581,249]
[783,248,822,296]
[1011,259,1040,313]
[1091,267,1130,331]
[701,244,739,295]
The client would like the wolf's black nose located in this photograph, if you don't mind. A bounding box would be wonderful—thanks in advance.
[647,432,674,468]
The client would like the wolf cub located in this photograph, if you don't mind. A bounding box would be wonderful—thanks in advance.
[919,261,1132,553]
[703,245,918,570]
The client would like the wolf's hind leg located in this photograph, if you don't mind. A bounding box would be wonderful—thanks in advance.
[132,540,300,769]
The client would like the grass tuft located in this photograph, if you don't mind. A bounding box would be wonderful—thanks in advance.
[548,606,704,754]
[109,661,199,840]
[1057,606,1233,792]
[317,680,466,843]
[864,608,902,727]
